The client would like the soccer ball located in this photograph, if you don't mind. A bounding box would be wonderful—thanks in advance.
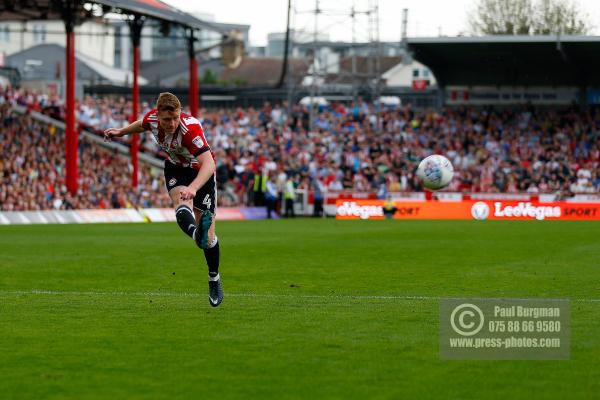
[416,155,454,191]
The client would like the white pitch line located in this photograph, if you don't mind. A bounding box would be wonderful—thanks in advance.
[0,290,436,301]
[0,290,599,303]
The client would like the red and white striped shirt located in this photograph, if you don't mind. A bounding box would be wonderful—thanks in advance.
[142,108,212,169]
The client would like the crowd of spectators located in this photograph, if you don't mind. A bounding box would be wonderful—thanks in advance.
[1,87,599,211]
[203,101,599,203]
[0,103,170,211]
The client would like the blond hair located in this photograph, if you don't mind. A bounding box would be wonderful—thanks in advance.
[156,92,181,112]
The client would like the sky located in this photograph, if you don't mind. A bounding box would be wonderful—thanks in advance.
[161,0,600,47]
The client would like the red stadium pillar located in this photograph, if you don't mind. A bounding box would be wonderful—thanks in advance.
[131,44,140,188]
[129,16,144,189]
[65,21,78,195]
[188,30,199,117]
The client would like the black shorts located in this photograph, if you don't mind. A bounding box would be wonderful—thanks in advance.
[163,161,217,213]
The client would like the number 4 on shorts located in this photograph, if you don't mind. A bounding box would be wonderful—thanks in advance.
[202,194,212,210]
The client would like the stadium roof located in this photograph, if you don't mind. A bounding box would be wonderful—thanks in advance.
[7,44,149,86]
[0,0,227,34]
[406,35,600,87]
[94,0,227,33]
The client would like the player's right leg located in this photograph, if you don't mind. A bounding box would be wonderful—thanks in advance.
[164,161,199,240]
[169,186,197,239]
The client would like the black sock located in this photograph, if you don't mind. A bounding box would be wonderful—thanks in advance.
[204,240,220,277]
[175,205,196,239]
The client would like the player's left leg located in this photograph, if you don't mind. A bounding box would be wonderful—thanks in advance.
[193,211,219,278]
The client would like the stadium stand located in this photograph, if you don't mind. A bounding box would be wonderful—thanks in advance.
[1,87,598,211]
[0,103,170,211]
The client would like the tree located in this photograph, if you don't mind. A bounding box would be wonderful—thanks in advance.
[534,0,589,34]
[470,0,534,35]
[202,69,218,85]
[469,0,590,35]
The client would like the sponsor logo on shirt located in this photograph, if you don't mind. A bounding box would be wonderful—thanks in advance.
[192,136,205,148]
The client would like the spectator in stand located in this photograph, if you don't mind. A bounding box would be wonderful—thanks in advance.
[312,174,325,217]
[265,174,278,219]
[283,174,296,218]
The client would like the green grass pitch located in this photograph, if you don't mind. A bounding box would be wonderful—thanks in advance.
[1,219,599,399]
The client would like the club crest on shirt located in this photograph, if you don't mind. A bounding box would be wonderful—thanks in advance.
[168,178,177,187]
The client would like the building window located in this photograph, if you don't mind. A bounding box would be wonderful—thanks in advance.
[114,28,121,68]
[423,69,430,78]
[2,26,9,42]
[412,69,419,78]
[33,25,46,43]
[115,51,121,69]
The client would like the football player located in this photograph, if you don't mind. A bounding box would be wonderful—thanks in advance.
[104,92,223,307]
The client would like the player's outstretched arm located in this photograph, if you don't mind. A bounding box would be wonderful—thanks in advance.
[103,119,146,142]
